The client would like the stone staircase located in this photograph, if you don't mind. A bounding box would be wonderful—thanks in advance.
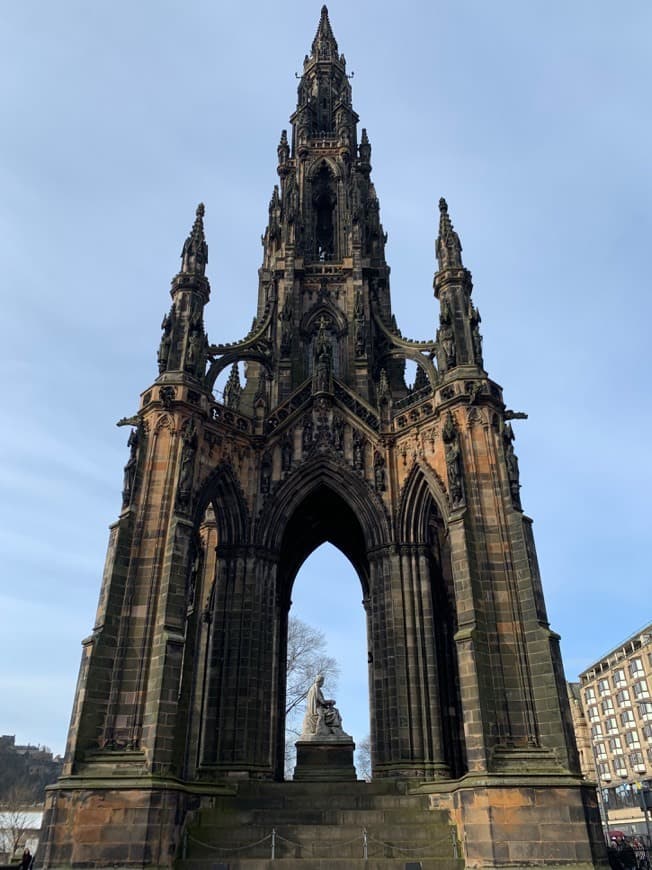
[178,780,463,870]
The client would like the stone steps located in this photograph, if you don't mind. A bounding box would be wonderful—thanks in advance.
[182,860,462,870]
[178,781,463,869]
[182,861,462,870]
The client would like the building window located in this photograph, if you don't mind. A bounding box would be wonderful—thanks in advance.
[605,717,619,734]
[621,710,636,727]
[585,687,596,702]
[630,750,645,769]
[630,658,644,677]
[643,724,652,741]
[609,736,623,752]
[616,689,631,707]
[598,678,611,696]
[612,755,627,776]
[591,723,604,739]
[595,742,607,760]
[613,669,627,689]
[639,702,652,720]
[598,761,611,780]
[648,747,652,763]
[602,698,615,714]
[625,731,641,749]
[634,680,650,699]
[588,705,600,723]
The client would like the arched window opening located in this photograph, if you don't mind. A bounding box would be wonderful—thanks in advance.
[313,165,336,260]
[284,543,369,780]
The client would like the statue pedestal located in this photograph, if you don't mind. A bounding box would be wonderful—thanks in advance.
[293,738,357,781]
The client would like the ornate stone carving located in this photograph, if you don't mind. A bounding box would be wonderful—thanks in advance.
[160,385,176,410]
[302,412,314,452]
[503,422,522,510]
[176,419,198,513]
[279,294,293,356]
[442,412,464,508]
[352,430,365,471]
[373,450,386,491]
[157,308,174,374]
[121,427,140,509]
[260,450,272,494]
[281,432,294,471]
[354,289,366,356]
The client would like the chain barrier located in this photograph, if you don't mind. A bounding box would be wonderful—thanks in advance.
[187,825,458,861]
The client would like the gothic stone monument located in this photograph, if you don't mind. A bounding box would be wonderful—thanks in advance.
[38,8,606,869]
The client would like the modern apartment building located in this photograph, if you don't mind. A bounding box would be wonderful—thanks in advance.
[575,625,652,838]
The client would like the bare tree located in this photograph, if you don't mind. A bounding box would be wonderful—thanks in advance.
[355,735,372,782]
[0,786,32,861]
[284,616,339,777]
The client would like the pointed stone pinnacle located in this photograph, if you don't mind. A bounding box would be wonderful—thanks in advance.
[312,3,338,58]
[180,202,208,275]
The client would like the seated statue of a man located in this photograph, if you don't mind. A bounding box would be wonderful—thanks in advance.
[301,674,346,739]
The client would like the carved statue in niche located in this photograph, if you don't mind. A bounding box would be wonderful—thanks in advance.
[186,544,203,614]
[160,385,176,410]
[176,419,198,512]
[503,422,522,509]
[313,316,333,394]
[185,328,202,375]
[281,433,293,471]
[470,304,483,367]
[157,309,174,374]
[302,413,314,452]
[373,451,386,491]
[440,324,456,369]
[260,451,272,494]
[442,412,464,508]
[121,427,140,509]
[354,290,366,356]
[279,295,293,356]
[332,413,344,452]
[352,431,365,471]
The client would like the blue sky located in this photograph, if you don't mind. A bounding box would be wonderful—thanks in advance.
[0,1,650,757]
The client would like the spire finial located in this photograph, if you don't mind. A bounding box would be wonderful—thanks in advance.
[436,197,462,270]
[311,4,339,60]
[181,202,208,275]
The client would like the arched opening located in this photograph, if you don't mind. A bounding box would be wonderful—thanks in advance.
[274,483,371,780]
[284,543,369,780]
[312,164,336,260]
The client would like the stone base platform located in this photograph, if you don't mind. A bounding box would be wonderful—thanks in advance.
[293,739,357,781]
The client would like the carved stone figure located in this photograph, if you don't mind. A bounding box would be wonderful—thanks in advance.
[503,423,522,509]
[176,419,198,512]
[352,431,365,470]
[332,414,344,451]
[279,295,293,356]
[300,674,348,740]
[373,451,386,491]
[442,412,464,508]
[281,433,293,471]
[159,385,176,410]
[157,310,173,374]
[302,413,314,451]
[440,325,456,369]
[260,451,272,494]
[121,427,139,508]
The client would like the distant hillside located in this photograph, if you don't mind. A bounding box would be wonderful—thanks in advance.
[0,736,63,803]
